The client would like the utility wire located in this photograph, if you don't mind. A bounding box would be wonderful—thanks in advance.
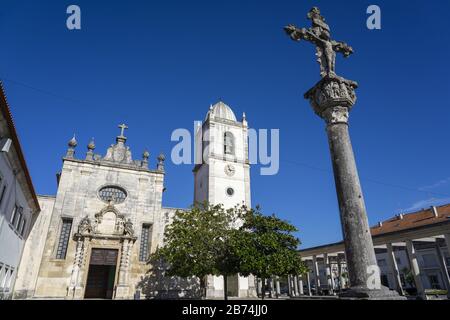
[283,159,450,198]
[3,76,449,198]
[1,76,82,104]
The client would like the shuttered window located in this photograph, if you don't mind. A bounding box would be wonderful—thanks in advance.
[56,218,73,259]
[139,224,152,262]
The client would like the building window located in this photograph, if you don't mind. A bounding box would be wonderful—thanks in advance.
[224,132,234,155]
[428,275,441,289]
[4,268,14,290]
[19,218,27,237]
[400,274,406,287]
[380,274,389,287]
[396,257,402,265]
[422,254,438,268]
[0,264,3,289]
[446,257,450,266]
[56,218,73,259]
[98,186,127,204]
[226,187,234,197]
[0,185,6,206]
[139,224,152,262]
[377,259,387,267]
[10,205,24,233]
[1,265,9,289]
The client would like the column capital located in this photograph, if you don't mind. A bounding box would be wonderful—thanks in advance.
[304,75,358,124]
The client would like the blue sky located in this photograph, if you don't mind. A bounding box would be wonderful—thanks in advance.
[0,0,449,248]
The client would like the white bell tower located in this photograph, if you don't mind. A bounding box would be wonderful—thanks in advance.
[193,101,251,208]
[193,101,255,298]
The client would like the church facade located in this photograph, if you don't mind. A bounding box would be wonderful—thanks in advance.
[13,102,257,299]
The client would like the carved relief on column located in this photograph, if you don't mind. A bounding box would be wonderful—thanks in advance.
[304,75,358,123]
[68,237,83,295]
[118,239,130,285]
[68,216,93,299]
[322,106,349,125]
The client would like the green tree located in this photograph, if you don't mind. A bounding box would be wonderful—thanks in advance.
[151,202,240,300]
[232,206,308,299]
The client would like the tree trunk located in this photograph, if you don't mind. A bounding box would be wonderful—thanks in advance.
[223,275,228,301]
[261,277,265,300]
[200,276,206,299]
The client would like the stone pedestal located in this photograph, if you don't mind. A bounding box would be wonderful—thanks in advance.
[115,285,130,299]
[305,75,403,300]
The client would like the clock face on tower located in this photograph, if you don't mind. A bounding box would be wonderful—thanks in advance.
[225,164,236,176]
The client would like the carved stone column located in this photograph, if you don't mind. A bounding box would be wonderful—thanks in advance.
[305,76,402,299]
[116,238,131,299]
[67,237,83,299]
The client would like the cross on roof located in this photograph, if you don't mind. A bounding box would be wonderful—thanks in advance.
[118,123,128,137]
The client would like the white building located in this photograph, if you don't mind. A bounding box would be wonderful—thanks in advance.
[0,82,40,299]
[299,205,450,299]
[193,101,255,298]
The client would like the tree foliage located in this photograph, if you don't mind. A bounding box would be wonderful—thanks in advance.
[151,202,239,299]
[151,202,307,300]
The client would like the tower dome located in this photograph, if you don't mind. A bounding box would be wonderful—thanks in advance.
[206,101,237,121]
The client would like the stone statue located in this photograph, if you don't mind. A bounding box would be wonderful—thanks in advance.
[123,219,134,237]
[284,7,354,78]
[78,216,93,234]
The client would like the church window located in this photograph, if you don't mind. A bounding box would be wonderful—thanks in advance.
[99,186,127,204]
[224,132,235,155]
[56,218,73,259]
[139,224,152,262]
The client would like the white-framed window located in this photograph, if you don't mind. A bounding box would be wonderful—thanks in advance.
[377,259,387,267]
[0,264,4,289]
[9,205,24,234]
[0,184,6,208]
[1,265,8,289]
[5,268,14,290]
[422,254,438,268]
[19,217,27,236]
[10,205,17,224]
[428,274,441,289]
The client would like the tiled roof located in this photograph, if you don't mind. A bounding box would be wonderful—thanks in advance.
[371,204,450,236]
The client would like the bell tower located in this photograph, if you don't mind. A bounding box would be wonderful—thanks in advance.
[193,101,251,208]
[193,101,255,299]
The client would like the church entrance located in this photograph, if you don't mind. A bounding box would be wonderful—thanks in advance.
[84,249,118,299]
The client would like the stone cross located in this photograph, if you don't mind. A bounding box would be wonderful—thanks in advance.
[285,7,403,300]
[118,124,128,137]
[284,7,353,78]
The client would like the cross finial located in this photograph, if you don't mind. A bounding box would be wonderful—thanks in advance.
[118,123,128,137]
[284,7,353,78]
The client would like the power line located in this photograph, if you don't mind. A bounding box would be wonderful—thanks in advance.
[3,76,449,198]
[1,76,82,104]
[283,159,450,198]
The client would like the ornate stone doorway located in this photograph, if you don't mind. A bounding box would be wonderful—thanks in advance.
[84,249,118,299]
[67,204,137,300]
